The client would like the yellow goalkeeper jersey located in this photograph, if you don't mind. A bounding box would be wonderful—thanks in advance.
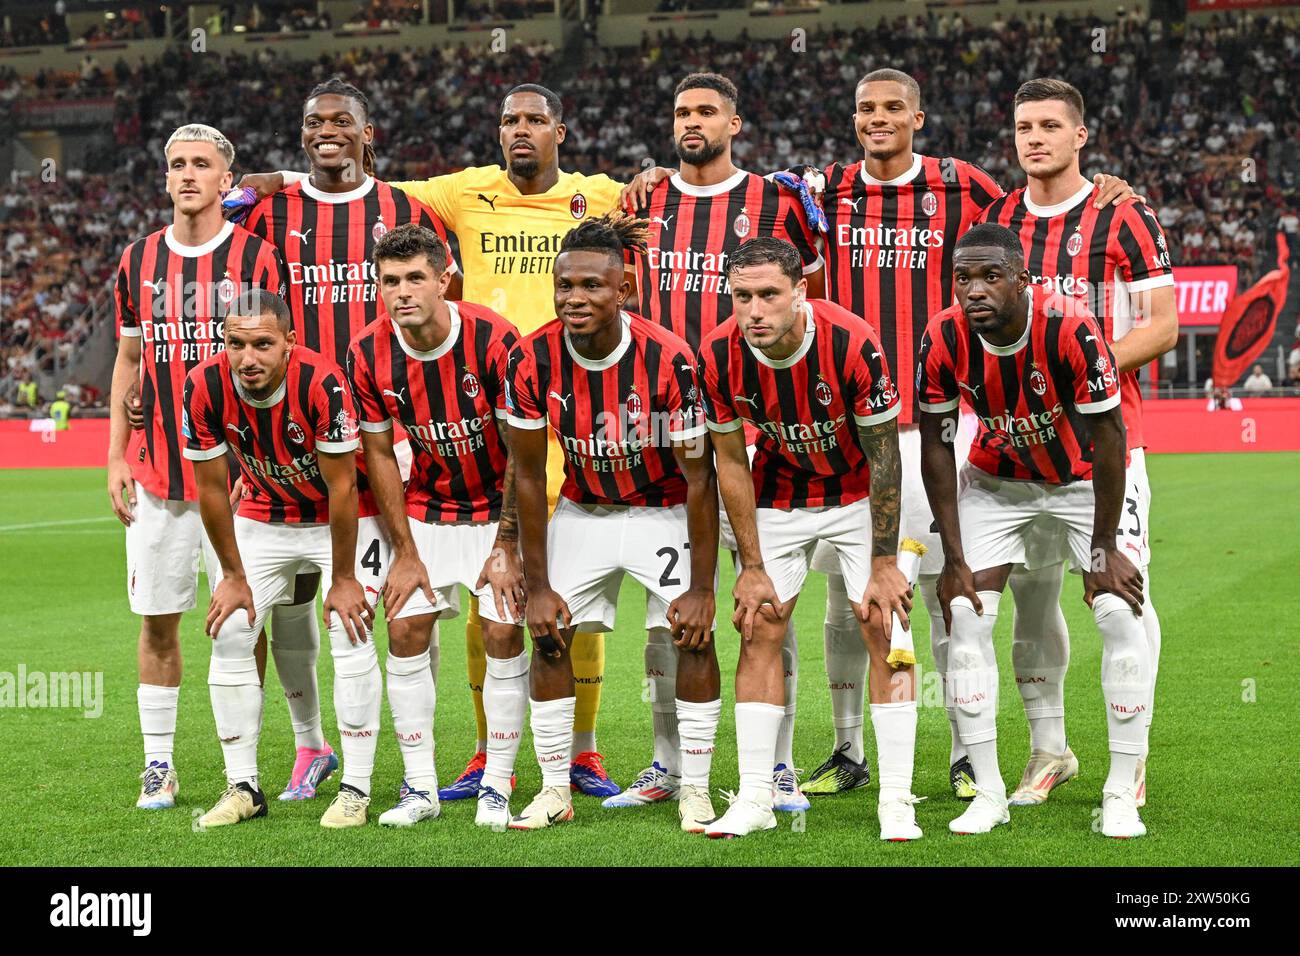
[393,166,623,334]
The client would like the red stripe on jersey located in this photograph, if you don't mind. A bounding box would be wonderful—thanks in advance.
[114,224,287,501]
[699,299,900,509]
[822,155,1004,426]
[506,313,704,507]
[183,347,360,523]
[636,172,820,353]
[917,291,1125,484]
[347,302,518,523]
[977,186,1174,449]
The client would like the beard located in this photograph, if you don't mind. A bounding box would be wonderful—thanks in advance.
[674,135,726,167]
[509,155,541,179]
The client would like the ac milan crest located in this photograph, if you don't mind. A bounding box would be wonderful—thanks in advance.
[1066,230,1084,257]
[626,388,643,420]
[733,208,752,239]
[462,370,481,398]
[1029,366,1048,397]
[372,216,388,241]
[570,193,588,219]
[814,379,833,407]
[920,191,938,217]
[286,419,306,445]
[217,271,236,306]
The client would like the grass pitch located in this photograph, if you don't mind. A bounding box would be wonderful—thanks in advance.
[0,453,1296,867]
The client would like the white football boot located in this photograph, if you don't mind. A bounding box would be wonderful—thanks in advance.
[475,784,512,830]
[705,791,778,839]
[772,764,810,812]
[878,794,925,841]
[601,762,680,808]
[678,784,716,834]
[320,784,370,829]
[1101,787,1147,839]
[378,780,440,828]
[1009,747,1079,806]
[137,762,179,810]
[949,785,1010,835]
[508,786,574,831]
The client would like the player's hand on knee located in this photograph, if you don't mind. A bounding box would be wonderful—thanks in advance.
[383,550,434,623]
[207,576,255,638]
[525,586,570,659]
[937,557,982,635]
[669,586,716,650]
[325,575,374,645]
[1083,547,1145,615]
[478,543,526,623]
[107,458,136,526]
[731,567,784,643]
[860,557,913,637]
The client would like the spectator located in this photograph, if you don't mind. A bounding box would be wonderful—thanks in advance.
[1243,364,1273,394]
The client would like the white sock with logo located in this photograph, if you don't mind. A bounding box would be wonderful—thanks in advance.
[775,620,798,769]
[1008,566,1070,755]
[870,700,918,802]
[948,593,1004,796]
[138,683,179,766]
[531,696,576,790]
[645,627,681,776]
[269,601,325,751]
[736,702,783,807]
[920,574,964,765]
[208,655,263,788]
[823,574,867,763]
[676,697,721,787]
[386,650,437,794]
[1140,583,1161,761]
[331,632,381,795]
[483,651,529,794]
[1095,593,1152,793]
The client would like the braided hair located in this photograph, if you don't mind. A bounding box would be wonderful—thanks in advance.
[305,76,375,177]
[558,211,649,266]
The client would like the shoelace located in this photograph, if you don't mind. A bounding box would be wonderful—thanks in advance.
[396,784,431,807]
[629,765,665,790]
[336,791,368,817]
[718,788,739,807]
[574,751,609,775]
[479,786,508,811]
[215,783,244,807]
[140,766,168,795]
[774,767,805,793]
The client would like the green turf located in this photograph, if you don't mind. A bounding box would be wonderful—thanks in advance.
[0,454,1296,866]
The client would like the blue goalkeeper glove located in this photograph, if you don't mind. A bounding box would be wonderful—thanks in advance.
[221,186,257,225]
[771,169,827,234]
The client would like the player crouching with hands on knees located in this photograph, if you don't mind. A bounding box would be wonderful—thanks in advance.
[183,289,377,829]
[918,224,1151,839]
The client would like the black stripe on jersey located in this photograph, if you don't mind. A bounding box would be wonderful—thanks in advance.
[1113,218,1149,291]
[1051,317,1096,474]
[735,351,775,507]
[875,184,900,400]
[820,326,856,478]
[637,336,665,507]
[769,356,818,509]
[199,361,227,463]
[937,160,964,312]
[1024,312,1076,482]
[294,196,321,351]
[450,328,501,517]
[329,197,358,362]
[291,362,325,522]
[158,250,194,498]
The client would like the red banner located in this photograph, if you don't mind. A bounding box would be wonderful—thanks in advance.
[1174,265,1238,326]
[1188,0,1300,9]
[1212,234,1290,387]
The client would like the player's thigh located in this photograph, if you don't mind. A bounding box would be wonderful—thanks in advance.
[392,516,459,622]
[124,483,203,616]
[621,503,716,631]
[754,506,819,606]
[212,518,302,652]
[820,497,874,607]
[1120,447,1153,569]
[1043,479,1104,573]
[897,423,947,577]
[355,515,392,608]
[547,498,625,633]
[957,466,1043,574]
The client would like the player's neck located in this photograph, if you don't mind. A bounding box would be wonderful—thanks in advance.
[1026,167,1088,208]
[982,296,1030,348]
[400,301,453,353]
[862,148,914,182]
[510,161,560,196]
[679,152,739,188]
[309,164,368,193]
[170,204,224,247]
[569,315,623,362]
[763,309,808,362]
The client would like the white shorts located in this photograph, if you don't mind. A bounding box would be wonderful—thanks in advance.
[356,514,392,611]
[124,482,217,616]
[756,497,873,605]
[548,498,702,633]
[209,517,338,618]
[393,517,517,625]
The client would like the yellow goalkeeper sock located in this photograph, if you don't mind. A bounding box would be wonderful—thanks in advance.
[571,631,604,753]
[465,604,487,750]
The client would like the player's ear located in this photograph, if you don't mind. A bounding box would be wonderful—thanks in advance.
[362,121,375,147]
[554,122,566,147]
[220,166,233,191]
[913,109,925,131]
[730,112,743,137]
[1075,123,1088,151]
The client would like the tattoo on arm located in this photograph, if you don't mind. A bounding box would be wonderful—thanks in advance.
[496,455,519,543]
[860,420,901,557]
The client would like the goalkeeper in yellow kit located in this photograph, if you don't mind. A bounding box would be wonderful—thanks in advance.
[240,84,625,797]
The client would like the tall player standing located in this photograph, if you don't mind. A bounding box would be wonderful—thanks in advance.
[108,124,286,810]
[615,73,824,814]
[698,238,917,841]
[347,225,528,828]
[979,79,1177,807]
[240,78,455,803]
[918,225,1152,838]
[506,214,722,833]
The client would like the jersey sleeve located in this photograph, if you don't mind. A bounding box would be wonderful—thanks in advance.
[849,325,902,426]
[181,367,227,461]
[699,341,742,434]
[775,189,823,274]
[665,347,707,442]
[1065,313,1122,414]
[407,197,461,275]
[917,317,960,414]
[1115,202,1176,291]
[485,320,521,421]
[114,246,139,338]
[345,340,392,433]
[256,242,290,298]
[244,198,273,240]
[586,173,625,217]
[962,159,1006,213]
[391,171,461,231]
[312,366,362,453]
[504,343,546,430]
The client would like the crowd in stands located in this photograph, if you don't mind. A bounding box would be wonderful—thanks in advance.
[1,9,1297,412]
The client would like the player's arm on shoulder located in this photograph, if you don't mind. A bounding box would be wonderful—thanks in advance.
[620,165,674,212]
[107,332,142,524]
[235,170,297,203]
[1092,172,1145,209]
[392,170,461,228]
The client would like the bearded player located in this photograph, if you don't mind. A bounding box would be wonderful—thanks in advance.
[108,124,286,811]
[918,224,1151,838]
[506,213,721,833]
[978,79,1177,807]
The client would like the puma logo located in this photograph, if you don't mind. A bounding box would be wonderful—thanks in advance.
[957,382,982,400]
[331,386,344,393]
[382,388,408,405]
[289,228,312,243]
[478,194,498,211]
[548,391,572,411]
[1084,335,1098,343]
[652,214,674,228]
[734,393,760,407]
[142,279,163,293]
[840,197,863,212]
[225,423,251,441]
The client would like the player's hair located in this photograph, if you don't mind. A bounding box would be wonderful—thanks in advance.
[164,124,235,169]
[501,84,563,124]
[1014,78,1085,126]
[558,211,648,267]
[954,223,1025,268]
[305,76,376,177]
[228,288,292,333]
[856,69,922,110]
[675,72,739,112]
[373,224,450,276]
[726,237,802,286]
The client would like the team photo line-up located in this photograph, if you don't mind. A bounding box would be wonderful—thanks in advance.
[108,64,1175,841]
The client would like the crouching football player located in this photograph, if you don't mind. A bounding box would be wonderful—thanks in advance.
[918,224,1151,838]
[184,289,377,829]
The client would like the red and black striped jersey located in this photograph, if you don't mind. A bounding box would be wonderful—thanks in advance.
[182,346,360,524]
[917,289,1125,484]
[699,298,901,510]
[635,170,822,353]
[244,176,451,363]
[976,181,1175,449]
[346,302,518,524]
[114,221,288,502]
[505,312,705,507]
[821,154,1003,425]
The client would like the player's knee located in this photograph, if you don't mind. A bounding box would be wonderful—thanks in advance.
[482,622,524,659]
[139,614,181,655]
[387,614,434,658]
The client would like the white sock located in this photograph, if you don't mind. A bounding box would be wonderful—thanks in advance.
[1140,580,1161,761]
[920,574,964,764]
[677,697,720,787]
[331,630,381,795]
[1095,592,1152,792]
[386,650,437,794]
[209,655,263,787]
[429,619,441,686]
[532,696,576,789]
[949,592,1004,795]
[736,701,783,807]
[824,574,867,764]
[138,683,179,766]
[870,700,918,802]
[269,601,325,751]
[483,651,529,793]
[775,619,797,768]
[645,627,680,775]
[1008,565,1069,754]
